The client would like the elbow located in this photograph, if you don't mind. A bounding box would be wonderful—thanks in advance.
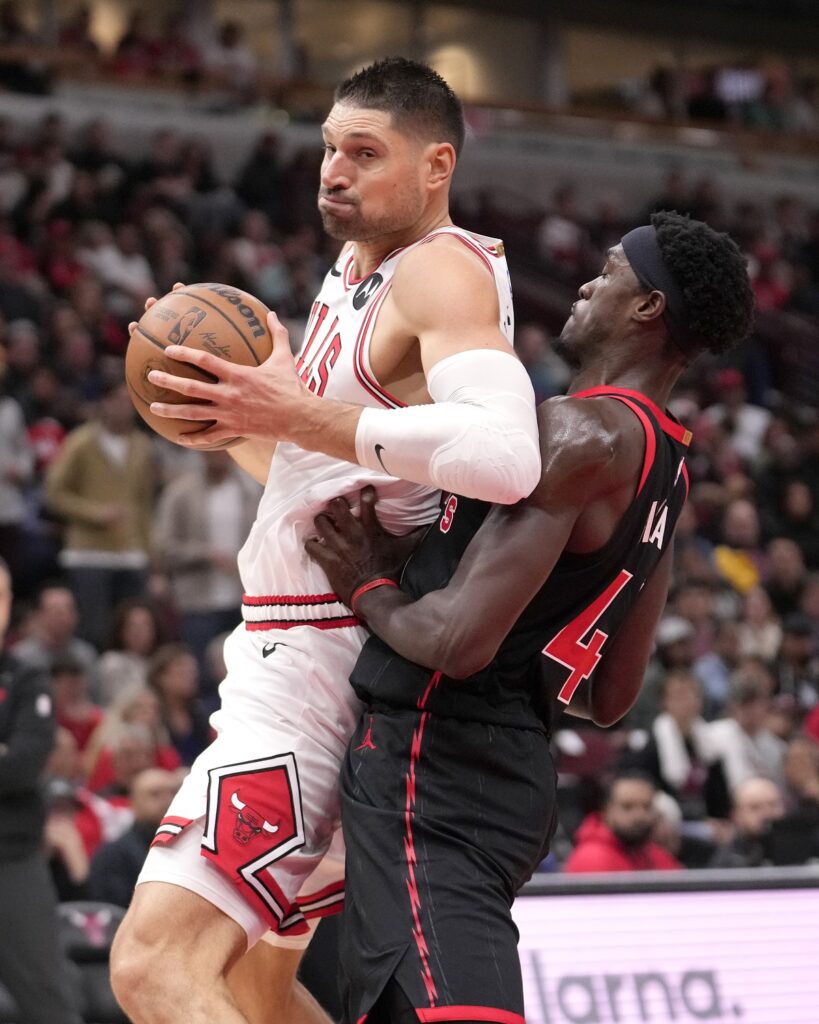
[432,428,541,505]
[477,434,541,505]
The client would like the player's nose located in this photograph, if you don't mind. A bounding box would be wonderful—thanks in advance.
[577,279,594,301]
[320,151,352,190]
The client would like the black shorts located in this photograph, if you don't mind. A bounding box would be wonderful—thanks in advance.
[339,706,557,1024]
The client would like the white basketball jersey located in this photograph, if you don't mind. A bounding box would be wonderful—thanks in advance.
[238,226,515,628]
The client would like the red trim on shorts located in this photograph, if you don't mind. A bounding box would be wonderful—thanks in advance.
[243,593,340,606]
[245,616,361,631]
[572,386,692,446]
[405,709,438,1005]
[416,1007,525,1024]
[151,815,193,847]
[299,879,345,919]
[681,460,690,498]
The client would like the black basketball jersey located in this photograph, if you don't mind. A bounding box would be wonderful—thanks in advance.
[349,387,692,730]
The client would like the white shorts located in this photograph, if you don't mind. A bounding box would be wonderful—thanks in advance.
[137,621,367,949]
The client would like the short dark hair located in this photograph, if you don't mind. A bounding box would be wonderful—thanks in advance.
[652,211,754,356]
[604,771,657,806]
[334,56,465,156]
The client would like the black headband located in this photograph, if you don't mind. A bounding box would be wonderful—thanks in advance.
[620,225,699,354]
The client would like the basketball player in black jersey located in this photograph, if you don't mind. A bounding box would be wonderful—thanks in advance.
[307,211,754,1024]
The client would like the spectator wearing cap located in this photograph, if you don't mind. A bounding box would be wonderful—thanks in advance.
[626,615,695,730]
[564,773,683,874]
[709,777,786,868]
[44,379,158,649]
[702,369,772,465]
[775,612,819,709]
[708,676,787,792]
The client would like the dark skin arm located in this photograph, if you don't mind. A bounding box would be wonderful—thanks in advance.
[307,398,671,726]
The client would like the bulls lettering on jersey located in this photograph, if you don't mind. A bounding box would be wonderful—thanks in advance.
[238,227,515,613]
[350,387,692,730]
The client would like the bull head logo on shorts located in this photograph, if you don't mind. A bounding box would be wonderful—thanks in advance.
[230,790,279,845]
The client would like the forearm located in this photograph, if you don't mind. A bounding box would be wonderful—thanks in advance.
[355,586,449,670]
[229,439,278,485]
[289,350,540,504]
[284,398,360,465]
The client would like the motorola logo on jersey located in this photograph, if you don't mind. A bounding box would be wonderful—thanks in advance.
[352,273,384,310]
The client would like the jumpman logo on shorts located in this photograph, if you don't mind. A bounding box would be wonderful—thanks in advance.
[355,716,377,752]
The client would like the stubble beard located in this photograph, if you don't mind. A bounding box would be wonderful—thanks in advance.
[318,184,424,244]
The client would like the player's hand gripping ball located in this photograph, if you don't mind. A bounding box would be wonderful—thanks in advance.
[125,283,272,449]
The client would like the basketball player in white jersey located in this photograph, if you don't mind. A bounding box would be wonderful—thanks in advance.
[111,58,539,1024]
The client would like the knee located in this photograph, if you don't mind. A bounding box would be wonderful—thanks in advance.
[110,922,176,1023]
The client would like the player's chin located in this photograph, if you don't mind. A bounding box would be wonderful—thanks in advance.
[320,205,362,236]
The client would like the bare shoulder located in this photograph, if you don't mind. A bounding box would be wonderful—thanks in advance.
[390,232,499,330]
[533,395,646,503]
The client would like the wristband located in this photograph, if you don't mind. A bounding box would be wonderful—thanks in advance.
[350,577,398,617]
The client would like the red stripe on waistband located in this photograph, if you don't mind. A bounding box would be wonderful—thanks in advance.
[245,616,361,632]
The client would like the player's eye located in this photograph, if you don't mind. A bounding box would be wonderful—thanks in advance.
[322,144,336,154]
[358,150,376,159]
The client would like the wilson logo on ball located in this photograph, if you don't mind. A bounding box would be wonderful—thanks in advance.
[199,285,267,338]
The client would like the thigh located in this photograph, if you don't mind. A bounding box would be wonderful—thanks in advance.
[340,711,555,1024]
[0,853,84,1024]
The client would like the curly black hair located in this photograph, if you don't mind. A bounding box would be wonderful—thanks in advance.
[652,210,754,356]
[334,56,465,156]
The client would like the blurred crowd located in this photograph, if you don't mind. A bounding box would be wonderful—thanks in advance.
[1,1,818,141]
[0,91,816,905]
[623,61,818,136]
[0,1,308,108]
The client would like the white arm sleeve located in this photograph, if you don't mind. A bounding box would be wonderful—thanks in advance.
[354,349,541,504]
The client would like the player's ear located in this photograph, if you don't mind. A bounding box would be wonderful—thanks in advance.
[426,142,456,191]
[633,288,666,325]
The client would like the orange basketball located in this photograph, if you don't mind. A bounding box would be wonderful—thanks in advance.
[124,283,272,449]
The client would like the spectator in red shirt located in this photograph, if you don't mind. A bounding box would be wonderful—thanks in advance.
[564,773,684,873]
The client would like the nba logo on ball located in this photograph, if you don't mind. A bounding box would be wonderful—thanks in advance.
[168,307,206,344]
